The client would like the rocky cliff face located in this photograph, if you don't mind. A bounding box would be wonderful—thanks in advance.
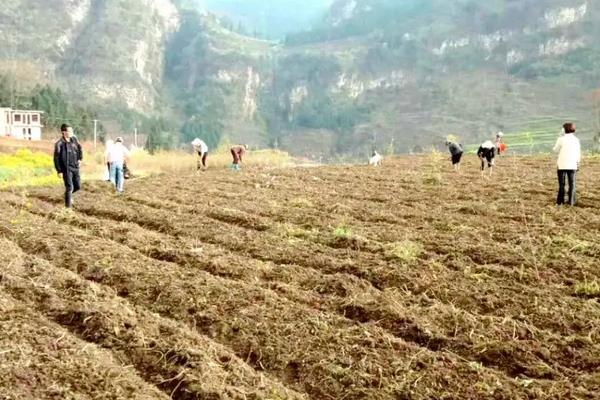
[268,0,599,155]
[1,0,598,155]
[0,0,179,112]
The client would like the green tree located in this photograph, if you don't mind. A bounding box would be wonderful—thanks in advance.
[145,117,177,154]
[181,118,223,149]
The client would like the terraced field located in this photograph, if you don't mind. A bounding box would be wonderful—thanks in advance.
[1,154,600,399]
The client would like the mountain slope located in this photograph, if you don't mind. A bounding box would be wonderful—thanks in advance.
[0,0,179,113]
[0,0,598,155]
[271,0,599,156]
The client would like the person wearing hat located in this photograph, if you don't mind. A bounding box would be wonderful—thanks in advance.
[230,144,248,171]
[477,140,496,176]
[553,122,581,206]
[446,140,464,172]
[106,137,130,193]
[54,124,83,208]
[191,138,209,171]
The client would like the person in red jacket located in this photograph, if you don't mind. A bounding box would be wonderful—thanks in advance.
[496,132,508,155]
[230,144,248,170]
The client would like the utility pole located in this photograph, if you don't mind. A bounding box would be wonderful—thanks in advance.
[93,119,98,150]
[134,127,138,147]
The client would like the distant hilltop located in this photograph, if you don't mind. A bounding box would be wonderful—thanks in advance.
[0,0,598,156]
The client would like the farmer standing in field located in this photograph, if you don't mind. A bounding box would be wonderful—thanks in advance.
[553,122,581,206]
[54,124,83,208]
[495,132,507,156]
[191,138,209,171]
[446,140,464,172]
[107,137,130,193]
[477,140,496,177]
[230,144,248,171]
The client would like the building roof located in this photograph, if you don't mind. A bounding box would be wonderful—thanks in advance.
[9,109,45,113]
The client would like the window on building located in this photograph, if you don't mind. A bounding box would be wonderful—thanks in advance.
[14,114,21,122]
[32,114,39,123]
[28,128,32,140]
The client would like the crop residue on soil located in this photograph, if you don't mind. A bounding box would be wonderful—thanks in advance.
[1,155,599,399]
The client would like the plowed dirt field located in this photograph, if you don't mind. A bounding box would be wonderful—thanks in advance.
[1,155,599,399]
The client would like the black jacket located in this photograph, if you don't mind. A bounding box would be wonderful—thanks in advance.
[477,146,495,160]
[448,142,463,156]
[54,137,83,173]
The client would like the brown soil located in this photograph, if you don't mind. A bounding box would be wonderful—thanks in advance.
[1,154,599,399]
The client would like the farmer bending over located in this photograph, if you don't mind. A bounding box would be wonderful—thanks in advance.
[192,138,209,171]
[446,140,464,172]
[477,140,496,177]
[231,144,248,171]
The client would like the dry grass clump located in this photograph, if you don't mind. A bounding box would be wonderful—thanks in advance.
[288,197,315,208]
[328,225,371,251]
[422,150,444,185]
[574,279,600,298]
[208,207,271,231]
[551,235,599,257]
[332,225,352,239]
[384,240,424,263]
[277,223,318,240]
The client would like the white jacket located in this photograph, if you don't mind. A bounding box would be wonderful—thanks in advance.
[106,142,130,164]
[192,138,208,153]
[553,134,581,170]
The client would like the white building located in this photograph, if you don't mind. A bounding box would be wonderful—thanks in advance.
[0,108,44,141]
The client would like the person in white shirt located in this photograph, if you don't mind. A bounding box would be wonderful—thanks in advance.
[103,139,114,181]
[107,137,130,193]
[191,138,209,171]
[369,150,383,166]
[553,123,581,206]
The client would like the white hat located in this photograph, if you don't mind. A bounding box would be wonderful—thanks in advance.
[191,138,202,146]
[496,132,504,138]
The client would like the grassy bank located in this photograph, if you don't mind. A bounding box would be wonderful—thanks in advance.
[85,147,294,180]
[0,149,60,189]
[1,145,294,188]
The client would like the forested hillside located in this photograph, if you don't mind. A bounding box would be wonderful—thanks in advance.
[1,0,598,156]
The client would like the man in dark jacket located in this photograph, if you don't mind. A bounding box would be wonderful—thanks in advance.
[54,124,83,208]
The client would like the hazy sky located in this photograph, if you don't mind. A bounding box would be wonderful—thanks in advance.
[197,0,335,38]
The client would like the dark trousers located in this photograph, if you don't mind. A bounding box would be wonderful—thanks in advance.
[452,153,463,165]
[480,155,494,170]
[231,149,240,164]
[63,168,81,208]
[557,170,576,206]
[197,152,208,169]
